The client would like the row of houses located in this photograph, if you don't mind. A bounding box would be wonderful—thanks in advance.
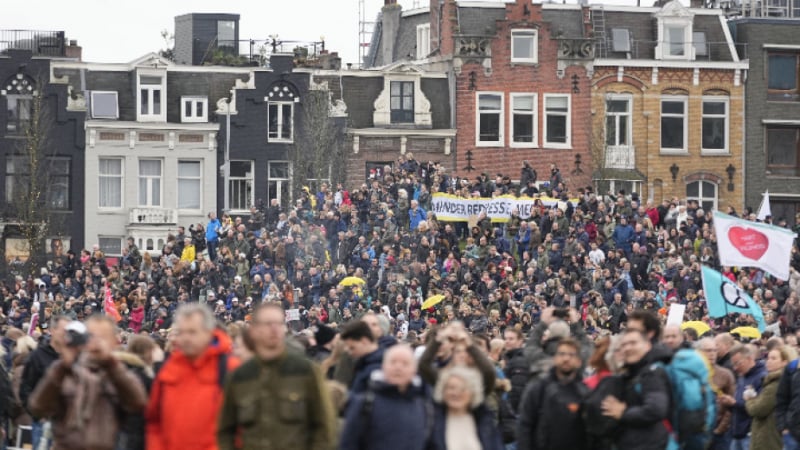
[0,0,798,265]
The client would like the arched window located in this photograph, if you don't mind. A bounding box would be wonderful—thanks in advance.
[687,180,717,211]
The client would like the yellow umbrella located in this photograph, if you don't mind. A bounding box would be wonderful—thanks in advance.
[421,294,446,310]
[731,326,761,339]
[339,276,366,287]
[681,321,711,336]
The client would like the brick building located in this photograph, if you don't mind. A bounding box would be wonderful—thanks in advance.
[591,1,748,211]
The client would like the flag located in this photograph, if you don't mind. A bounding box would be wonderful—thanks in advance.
[757,190,772,221]
[713,210,796,280]
[104,283,122,323]
[701,265,765,332]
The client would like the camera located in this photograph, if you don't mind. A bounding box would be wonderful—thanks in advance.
[65,321,89,347]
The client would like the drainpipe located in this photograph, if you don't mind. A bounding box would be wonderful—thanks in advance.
[223,97,231,212]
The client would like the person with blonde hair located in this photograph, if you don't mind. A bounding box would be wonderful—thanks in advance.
[745,346,792,450]
[429,366,503,450]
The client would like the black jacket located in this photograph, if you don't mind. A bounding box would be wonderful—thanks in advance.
[517,368,589,450]
[776,361,800,441]
[504,348,530,413]
[19,338,59,417]
[615,346,673,450]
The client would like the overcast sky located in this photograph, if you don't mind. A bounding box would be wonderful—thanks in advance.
[3,0,660,66]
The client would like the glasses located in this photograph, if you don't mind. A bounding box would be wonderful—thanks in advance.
[555,351,578,358]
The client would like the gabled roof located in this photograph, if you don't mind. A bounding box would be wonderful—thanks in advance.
[128,53,174,68]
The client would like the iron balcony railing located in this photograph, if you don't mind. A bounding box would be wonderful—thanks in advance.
[0,30,66,56]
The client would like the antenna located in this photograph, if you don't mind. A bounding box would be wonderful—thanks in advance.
[358,0,375,68]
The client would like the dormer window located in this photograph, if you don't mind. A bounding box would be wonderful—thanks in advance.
[654,1,694,61]
[137,71,166,122]
[665,25,688,57]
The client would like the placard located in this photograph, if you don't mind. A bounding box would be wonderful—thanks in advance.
[666,304,686,327]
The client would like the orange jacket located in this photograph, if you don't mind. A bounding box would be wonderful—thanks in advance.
[145,329,240,450]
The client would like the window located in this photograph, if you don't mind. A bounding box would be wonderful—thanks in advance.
[416,24,430,59]
[229,160,254,211]
[693,32,707,57]
[544,94,571,148]
[98,237,123,256]
[701,97,728,154]
[390,81,414,123]
[6,94,31,133]
[177,161,201,210]
[268,102,293,142]
[605,97,631,147]
[6,156,69,209]
[510,93,536,147]
[767,53,799,101]
[660,97,687,152]
[476,93,503,146]
[511,29,538,63]
[138,74,165,121]
[611,29,631,53]
[138,159,162,207]
[90,91,118,119]
[665,25,688,57]
[181,96,208,123]
[217,20,236,49]
[686,180,718,211]
[99,158,123,208]
[766,126,800,176]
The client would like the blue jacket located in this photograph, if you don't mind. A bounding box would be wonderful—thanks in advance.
[731,360,768,439]
[612,224,635,251]
[409,207,426,231]
[429,403,503,450]
[350,347,386,394]
[206,218,221,242]
[340,374,432,450]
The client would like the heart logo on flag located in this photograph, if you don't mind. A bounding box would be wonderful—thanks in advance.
[728,226,769,260]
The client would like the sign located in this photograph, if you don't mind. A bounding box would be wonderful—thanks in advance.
[666,304,686,327]
[429,193,578,222]
[713,210,796,280]
[285,308,300,322]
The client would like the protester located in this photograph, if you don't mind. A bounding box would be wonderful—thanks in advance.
[721,344,768,450]
[694,337,736,450]
[217,303,336,450]
[340,320,385,394]
[745,346,792,450]
[146,304,239,450]
[28,315,148,450]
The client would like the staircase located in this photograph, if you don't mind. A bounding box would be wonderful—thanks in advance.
[591,6,608,59]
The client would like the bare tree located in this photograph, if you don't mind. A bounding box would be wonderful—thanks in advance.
[292,89,345,198]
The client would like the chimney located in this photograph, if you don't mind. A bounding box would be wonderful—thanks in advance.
[381,0,403,64]
[65,39,82,61]
[319,52,342,70]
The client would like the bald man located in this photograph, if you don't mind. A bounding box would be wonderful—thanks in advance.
[662,324,688,351]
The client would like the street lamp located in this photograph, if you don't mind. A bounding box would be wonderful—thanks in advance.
[669,163,680,182]
[726,163,736,191]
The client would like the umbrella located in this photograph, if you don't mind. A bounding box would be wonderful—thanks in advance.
[421,294,446,310]
[339,277,366,287]
[731,326,761,339]
[681,321,711,336]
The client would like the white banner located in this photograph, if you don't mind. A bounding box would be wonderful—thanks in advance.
[430,193,577,222]
[713,210,796,280]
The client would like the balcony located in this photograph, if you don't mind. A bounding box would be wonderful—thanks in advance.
[129,207,177,225]
[605,145,636,170]
[0,30,66,57]
[723,0,800,18]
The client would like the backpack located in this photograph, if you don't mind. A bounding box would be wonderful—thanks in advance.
[582,375,625,438]
[654,349,716,446]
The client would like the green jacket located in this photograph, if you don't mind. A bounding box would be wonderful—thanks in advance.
[217,350,337,450]
[745,370,782,450]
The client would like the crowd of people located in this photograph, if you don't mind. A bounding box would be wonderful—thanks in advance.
[2,154,800,450]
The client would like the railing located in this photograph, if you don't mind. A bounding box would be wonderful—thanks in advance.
[0,30,65,57]
[605,145,636,170]
[722,0,800,17]
[600,40,738,61]
[129,207,177,225]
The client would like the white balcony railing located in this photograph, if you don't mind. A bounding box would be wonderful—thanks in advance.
[129,207,177,225]
[604,145,636,170]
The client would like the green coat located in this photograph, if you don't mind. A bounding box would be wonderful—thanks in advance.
[217,350,337,450]
[745,370,783,450]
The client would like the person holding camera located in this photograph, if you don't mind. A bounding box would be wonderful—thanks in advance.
[28,316,148,450]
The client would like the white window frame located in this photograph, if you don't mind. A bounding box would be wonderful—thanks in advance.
[416,24,431,60]
[98,236,124,256]
[138,159,163,207]
[180,96,208,123]
[700,96,729,155]
[660,95,688,154]
[136,70,166,122]
[686,180,718,211]
[543,93,571,149]
[98,157,124,210]
[511,29,538,64]
[268,101,294,143]
[509,93,537,148]
[229,160,254,212]
[605,94,632,148]
[475,92,504,147]
[177,160,202,211]
[90,91,119,119]
[658,20,694,60]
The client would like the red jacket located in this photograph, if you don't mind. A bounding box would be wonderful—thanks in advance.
[145,329,240,450]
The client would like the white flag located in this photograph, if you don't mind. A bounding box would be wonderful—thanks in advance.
[757,190,772,221]
[713,210,796,280]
